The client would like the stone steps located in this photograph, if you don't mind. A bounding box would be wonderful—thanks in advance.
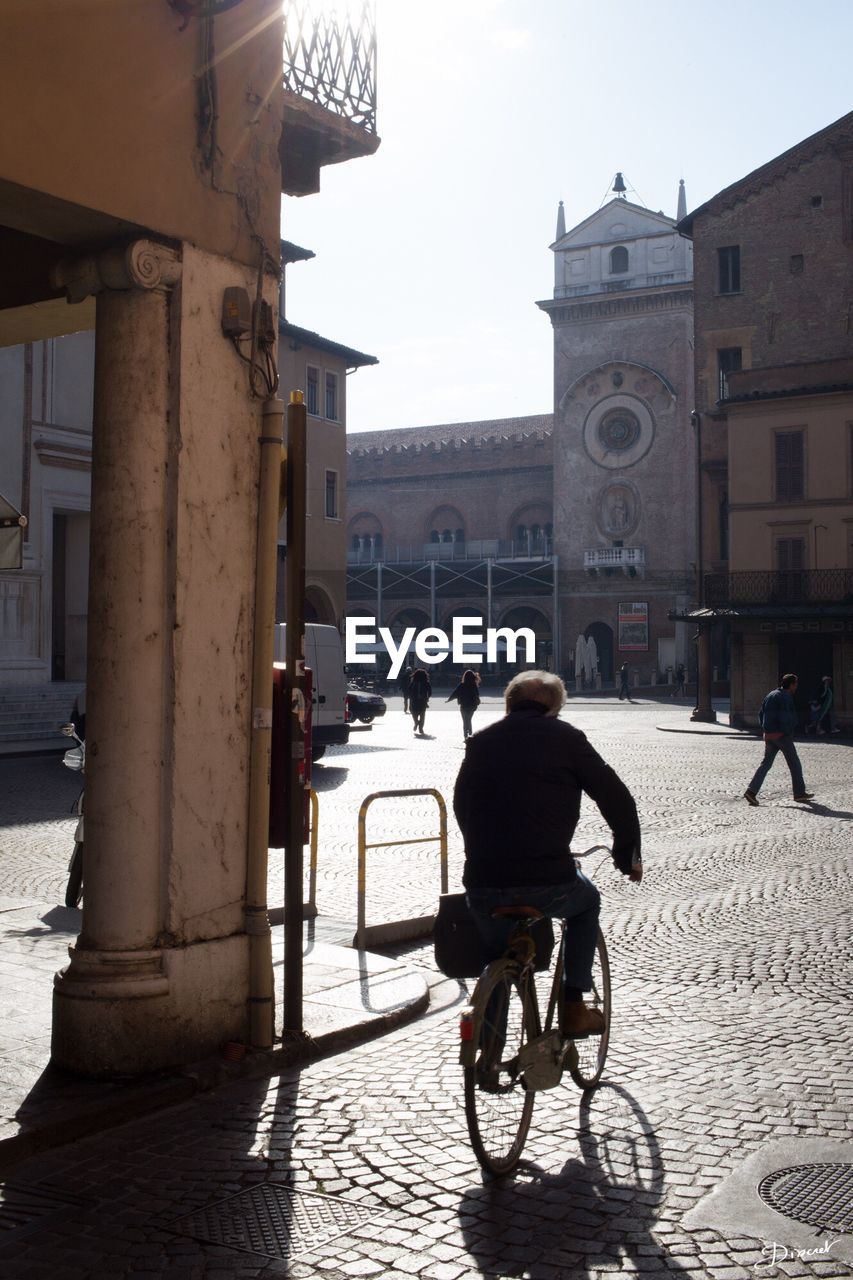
[0,683,84,744]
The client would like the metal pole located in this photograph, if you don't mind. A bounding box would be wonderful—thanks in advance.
[552,552,560,674]
[245,395,283,1049]
[376,560,383,628]
[305,788,319,919]
[283,390,307,1032]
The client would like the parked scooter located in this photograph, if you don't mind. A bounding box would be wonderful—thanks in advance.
[60,722,84,908]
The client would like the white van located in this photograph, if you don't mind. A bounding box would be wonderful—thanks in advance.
[274,623,349,761]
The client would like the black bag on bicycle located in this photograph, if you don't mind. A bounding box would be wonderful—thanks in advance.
[433,892,554,979]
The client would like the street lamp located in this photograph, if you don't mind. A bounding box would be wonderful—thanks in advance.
[813,524,827,570]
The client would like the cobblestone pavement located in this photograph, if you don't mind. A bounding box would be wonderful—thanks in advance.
[0,697,851,1278]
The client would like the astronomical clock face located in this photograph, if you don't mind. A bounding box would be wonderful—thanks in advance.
[582,393,654,469]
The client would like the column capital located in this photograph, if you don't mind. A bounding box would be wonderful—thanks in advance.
[51,239,182,304]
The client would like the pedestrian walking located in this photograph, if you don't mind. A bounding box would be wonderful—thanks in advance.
[618,663,632,702]
[671,663,685,697]
[446,669,481,739]
[399,665,413,713]
[744,673,814,806]
[409,667,431,735]
[806,675,837,735]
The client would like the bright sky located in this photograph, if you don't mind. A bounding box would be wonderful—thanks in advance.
[281,0,853,434]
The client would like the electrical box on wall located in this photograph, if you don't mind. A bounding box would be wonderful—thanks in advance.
[221,287,252,337]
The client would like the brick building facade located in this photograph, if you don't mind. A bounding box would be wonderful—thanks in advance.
[347,416,557,677]
[680,110,853,730]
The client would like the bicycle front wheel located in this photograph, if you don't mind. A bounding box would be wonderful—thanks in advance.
[568,928,611,1089]
[464,964,537,1176]
[65,842,83,909]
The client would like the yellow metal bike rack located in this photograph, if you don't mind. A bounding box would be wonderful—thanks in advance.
[303,787,320,919]
[354,788,448,950]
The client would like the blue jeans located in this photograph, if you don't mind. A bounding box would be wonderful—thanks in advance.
[748,735,806,797]
[467,872,601,992]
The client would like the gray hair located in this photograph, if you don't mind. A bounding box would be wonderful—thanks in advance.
[504,670,566,717]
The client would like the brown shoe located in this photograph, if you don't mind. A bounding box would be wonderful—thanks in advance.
[561,1001,606,1038]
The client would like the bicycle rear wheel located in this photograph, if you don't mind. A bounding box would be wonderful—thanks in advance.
[568,928,611,1089]
[464,964,537,1175]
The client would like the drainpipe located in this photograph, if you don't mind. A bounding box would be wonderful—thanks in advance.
[245,394,284,1049]
[691,408,716,722]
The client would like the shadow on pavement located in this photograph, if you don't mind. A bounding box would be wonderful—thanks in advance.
[6,906,80,937]
[780,801,853,819]
[458,1083,688,1278]
[311,764,349,791]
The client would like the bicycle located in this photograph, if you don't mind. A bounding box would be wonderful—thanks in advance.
[459,846,614,1176]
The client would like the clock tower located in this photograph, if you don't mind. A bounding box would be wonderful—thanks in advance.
[538,179,695,686]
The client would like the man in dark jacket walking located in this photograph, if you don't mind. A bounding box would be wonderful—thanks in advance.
[744,674,814,806]
[453,671,641,1037]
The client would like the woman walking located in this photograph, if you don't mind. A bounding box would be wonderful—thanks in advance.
[446,669,481,740]
[409,668,432,735]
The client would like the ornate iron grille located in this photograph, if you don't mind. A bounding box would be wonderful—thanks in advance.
[704,569,853,607]
[283,3,377,133]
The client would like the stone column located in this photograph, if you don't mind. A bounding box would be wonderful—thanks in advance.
[51,242,183,1070]
[691,627,717,723]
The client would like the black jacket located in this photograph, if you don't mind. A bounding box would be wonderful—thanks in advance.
[447,681,480,708]
[454,702,640,888]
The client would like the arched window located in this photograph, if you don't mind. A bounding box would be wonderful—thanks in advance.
[531,523,541,541]
[351,534,361,552]
[374,532,383,552]
[454,528,464,544]
[429,529,440,543]
[609,245,629,274]
[516,524,527,543]
[441,529,453,543]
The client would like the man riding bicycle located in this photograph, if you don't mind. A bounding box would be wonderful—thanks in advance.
[453,671,642,1037]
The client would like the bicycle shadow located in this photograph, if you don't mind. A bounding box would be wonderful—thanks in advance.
[457,1083,688,1277]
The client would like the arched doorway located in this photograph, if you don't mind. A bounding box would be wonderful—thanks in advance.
[304,584,337,626]
[496,605,552,675]
[585,621,614,684]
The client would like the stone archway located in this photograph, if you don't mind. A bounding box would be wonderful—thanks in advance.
[496,604,553,674]
[305,584,337,626]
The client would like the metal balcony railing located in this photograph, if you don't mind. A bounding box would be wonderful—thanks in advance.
[704,569,853,607]
[283,2,377,133]
[346,538,554,566]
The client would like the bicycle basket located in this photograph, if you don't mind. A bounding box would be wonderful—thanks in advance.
[433,892,554,979]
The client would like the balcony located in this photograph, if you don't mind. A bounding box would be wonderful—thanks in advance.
[281,2,380,195]
[553,272,683,300]
[346,538,553,566]
[704,569,853,608]
[584,547,645,577]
